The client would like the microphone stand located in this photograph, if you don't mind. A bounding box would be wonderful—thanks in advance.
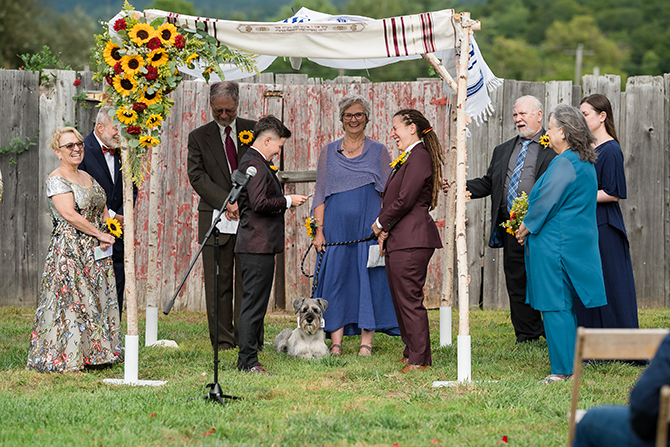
[165,179,244,405]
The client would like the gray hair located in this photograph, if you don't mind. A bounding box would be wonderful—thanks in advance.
[550,104,597,163]
[96,106,115,126]
[338,94,371,123]
[515,95,543,113]
[210,81,239,104]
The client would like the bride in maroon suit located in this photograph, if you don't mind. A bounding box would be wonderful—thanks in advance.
[372,109,444,373]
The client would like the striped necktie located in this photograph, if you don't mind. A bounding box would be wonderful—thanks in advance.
[507,139,531,212]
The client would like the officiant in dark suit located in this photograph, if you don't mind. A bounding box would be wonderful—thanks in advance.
[234,115,307,375]
[466,95,555,343]
[187,81,257,351]
[80,106,136,312]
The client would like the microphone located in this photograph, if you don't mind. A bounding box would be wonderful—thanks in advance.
[227,166,257,205]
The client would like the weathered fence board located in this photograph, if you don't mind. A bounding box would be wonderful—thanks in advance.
[1,70,668,312]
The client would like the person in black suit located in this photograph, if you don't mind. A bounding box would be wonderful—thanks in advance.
[80,106,133,312]
[187,81,257,351]
[465,95,555,343]
[234,115,307,375]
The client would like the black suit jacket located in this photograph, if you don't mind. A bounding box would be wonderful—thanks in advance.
[80,131,137,256]
[234,149,287,254]
[467,131,555,248]
[187,117,256,245]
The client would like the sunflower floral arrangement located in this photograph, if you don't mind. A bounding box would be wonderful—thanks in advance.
[304,217,318,239]
[500,191,529,235]
[92,1,257,185]
[107,217,123,237]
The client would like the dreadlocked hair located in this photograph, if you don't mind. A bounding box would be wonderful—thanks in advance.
[394,109,444,210]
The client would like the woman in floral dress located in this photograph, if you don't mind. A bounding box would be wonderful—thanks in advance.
[27,127,123,373]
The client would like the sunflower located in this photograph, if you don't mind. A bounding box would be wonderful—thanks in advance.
[185,53,199,68]
[239,130,253,145]
[140,88,162,106]
[116,106,138,125]
[120,54,144,76]
[139,135,161,148]
[147,48,168,67]
[539,135,551,148]
[103,41,123,67]
[157,23,178,46]
[113,74,138,96]
[106,217,122,238]
[129,23,156,46]
[146,114,164,129]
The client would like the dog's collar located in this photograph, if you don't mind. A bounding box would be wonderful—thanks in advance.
[297,316,326,329]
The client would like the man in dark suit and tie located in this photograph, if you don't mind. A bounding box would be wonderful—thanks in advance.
[234,115,307,374]
[80,106,131,312]
[466,95,556,343]
[187,81,257,351]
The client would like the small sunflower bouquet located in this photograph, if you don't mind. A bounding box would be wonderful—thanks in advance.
[500,192,529,236]
[92,1,257,185]
[107,217,123,237]
[304,217,318,239]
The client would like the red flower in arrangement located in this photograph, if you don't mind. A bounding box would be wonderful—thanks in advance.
[147,37,162,50]
[126,126,142,135]
[73,78,81,86]
[174,33,185,49]
[106,76,114,86]
[114,62,123,74]
[145,65,158,81]
[113,18,127,31]
[132,102,148,112]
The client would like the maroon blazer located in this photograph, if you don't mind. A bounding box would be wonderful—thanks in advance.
[234,149,287,254]
[378,142,442,253]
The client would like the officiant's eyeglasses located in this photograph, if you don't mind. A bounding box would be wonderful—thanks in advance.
[211,106,237,116]
[343,113,366,121]
[59,141,85,151]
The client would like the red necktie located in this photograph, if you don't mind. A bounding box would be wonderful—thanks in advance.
[224,127,238,171]
[102,146,116,156]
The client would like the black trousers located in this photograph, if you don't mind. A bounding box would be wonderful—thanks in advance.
[502,227,545,343]
[237,253,275,370]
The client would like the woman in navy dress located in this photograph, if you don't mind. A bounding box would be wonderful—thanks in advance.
[577,94,639,329]
[311,94,399,356]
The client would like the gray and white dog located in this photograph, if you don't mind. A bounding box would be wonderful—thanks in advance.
[274,297,329,359]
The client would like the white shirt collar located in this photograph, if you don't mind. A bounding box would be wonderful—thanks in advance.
[404,140,421,153]
[251,146,267,161]
[216,119,237,140]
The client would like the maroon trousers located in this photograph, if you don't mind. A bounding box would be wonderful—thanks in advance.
[385,248,434,366]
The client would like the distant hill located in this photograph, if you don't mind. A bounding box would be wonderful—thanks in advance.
[42,0,349,22]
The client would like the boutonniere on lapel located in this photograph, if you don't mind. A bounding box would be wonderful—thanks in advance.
[390,150,411,171]
[268,162,278,172]
[239,130,253,145]
[539,135,550,148]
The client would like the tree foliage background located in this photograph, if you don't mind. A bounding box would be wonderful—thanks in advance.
[3,0,669,83]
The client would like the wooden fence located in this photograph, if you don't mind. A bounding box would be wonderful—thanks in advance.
[1,70,668,312]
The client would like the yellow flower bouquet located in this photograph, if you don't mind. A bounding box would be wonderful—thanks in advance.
[92,1,257,185]
[304,217,318,239]
[107,217,123,237]
[500,192,529,236]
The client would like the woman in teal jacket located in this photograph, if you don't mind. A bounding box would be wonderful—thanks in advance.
[517,104,607,384]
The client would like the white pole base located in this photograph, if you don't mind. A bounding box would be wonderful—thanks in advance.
[102,335,168,387]
[439,306,452,347]
[432,380,498,387]
[145,306,158,347]
[457,334,471,383]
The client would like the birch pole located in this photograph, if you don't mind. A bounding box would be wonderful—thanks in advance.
[122,145,139,383]
[145,142,161,346]
[421,53,457,346]
[454,13,477,383]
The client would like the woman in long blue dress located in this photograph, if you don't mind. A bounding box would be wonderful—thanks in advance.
[576,94,639,329]
[517,105,607,383]
[311,94,399,356]
[27,127,123,373]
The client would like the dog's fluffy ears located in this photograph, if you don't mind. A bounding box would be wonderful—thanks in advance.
[292,297,328,314]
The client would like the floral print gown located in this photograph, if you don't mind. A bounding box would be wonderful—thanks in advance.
[27,176,123,372]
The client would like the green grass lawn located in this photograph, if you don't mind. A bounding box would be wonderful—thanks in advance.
[1,305,668,446]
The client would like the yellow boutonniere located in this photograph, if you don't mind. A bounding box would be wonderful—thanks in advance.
[539,135,550,148]
[304,217,318,239]
[107,217,122,237]
[269,164,278,172]
[390,151,410,170]
[239,130,253,145]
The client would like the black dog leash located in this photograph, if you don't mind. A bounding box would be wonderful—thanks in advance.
[300,233,377,299]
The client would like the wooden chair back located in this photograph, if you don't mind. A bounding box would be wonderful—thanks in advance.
[567,327,669,446]
[656,385,670,447]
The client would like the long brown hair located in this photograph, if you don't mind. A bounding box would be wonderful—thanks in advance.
[394,109,444,210]
[580,93,619,143]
